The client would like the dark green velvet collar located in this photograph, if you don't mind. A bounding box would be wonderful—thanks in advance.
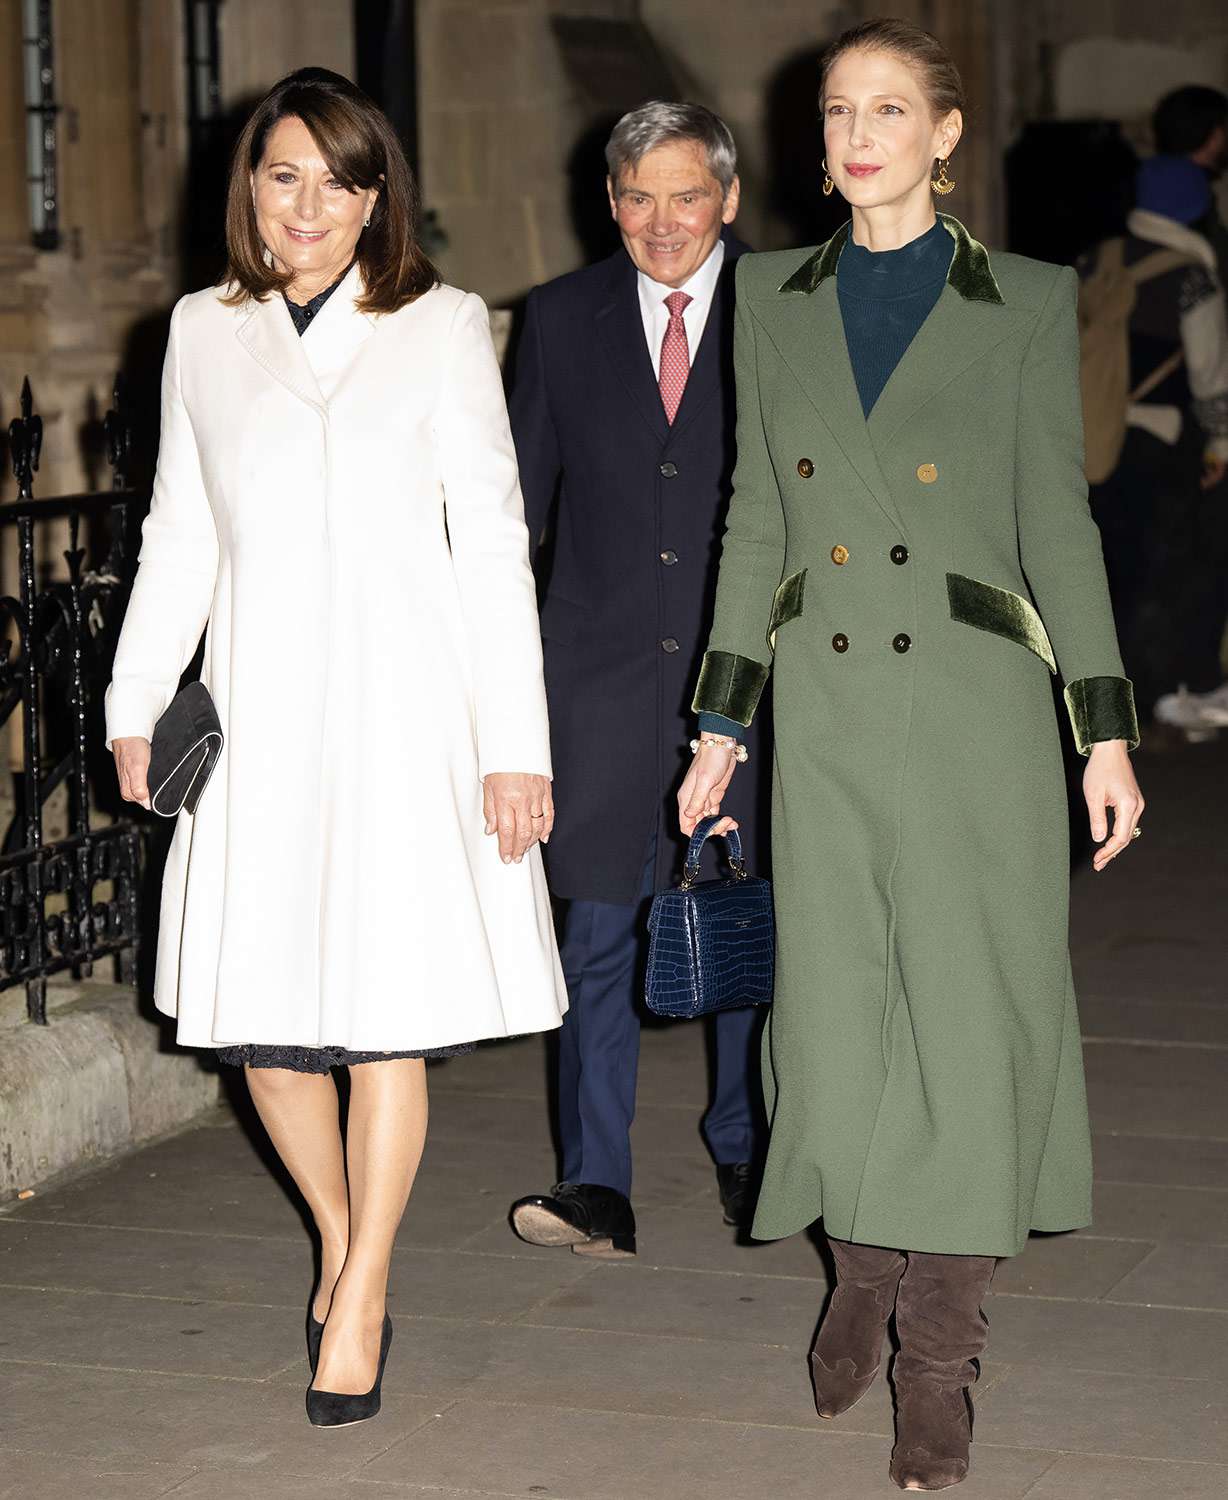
[778,214,1004,305]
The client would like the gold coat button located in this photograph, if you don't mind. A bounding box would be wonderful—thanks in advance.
[916,462,938,484]
[797,458,815,478]
[831,545,849,565]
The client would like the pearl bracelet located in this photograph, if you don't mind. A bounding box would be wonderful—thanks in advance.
[689,736,749,763]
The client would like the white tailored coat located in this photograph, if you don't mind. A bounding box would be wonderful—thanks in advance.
[105,269,568,1050]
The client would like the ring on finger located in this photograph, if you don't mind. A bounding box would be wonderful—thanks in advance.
[1130,826,1142,841]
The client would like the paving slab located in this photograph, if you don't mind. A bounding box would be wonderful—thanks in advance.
[975,1363,1228,1465]
[0,1218,598,1325]
[1092,1132,1228,1190]
[1106,1241,1228,1310]
[1082,1040,1228,1140]
[1024,1453,1228,1499]
[1091,1181,1228,1243]
[985,1293,1228,1383]
[0,1283,303,1379]
[358,1398,1056,1499]
[991,1232,1153,1300]
[515,1260,822,1348]
[1079,996,1228,1047]
[0,1448,194,1500]
[0,1360,439,1479]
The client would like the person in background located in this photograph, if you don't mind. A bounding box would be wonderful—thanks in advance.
[1153,85,1228,285]
[505,102,769,1260]
[1085,153,1228,737]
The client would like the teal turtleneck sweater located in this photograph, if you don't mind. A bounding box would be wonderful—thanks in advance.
[836,217,952,417]
[698,219,953,744]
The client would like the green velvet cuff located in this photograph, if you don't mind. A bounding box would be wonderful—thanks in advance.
[947,573,1056,672]
[1064,676,1140,756]
[692,650,771,728]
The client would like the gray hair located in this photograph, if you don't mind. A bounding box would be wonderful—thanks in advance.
[605,101,738,196]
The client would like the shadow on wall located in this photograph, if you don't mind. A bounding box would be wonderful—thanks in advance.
[566,114,626,268]
[764,43,854,251]
[1006,120,1138,266]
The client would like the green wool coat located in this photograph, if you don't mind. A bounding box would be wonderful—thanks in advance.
[693,216,1138,1258]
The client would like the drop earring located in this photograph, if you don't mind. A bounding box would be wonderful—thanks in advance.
[822,158,834,197]
[931,157,955,195]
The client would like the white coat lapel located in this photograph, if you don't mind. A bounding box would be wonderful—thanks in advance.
[299,266,379,402]
[236,289,329,416]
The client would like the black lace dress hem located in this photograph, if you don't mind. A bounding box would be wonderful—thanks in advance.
[216,1042,475,1072]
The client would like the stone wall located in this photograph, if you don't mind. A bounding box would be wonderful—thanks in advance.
[0,0,354,506]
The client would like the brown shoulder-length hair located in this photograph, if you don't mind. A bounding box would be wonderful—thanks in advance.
[220,67,438,314]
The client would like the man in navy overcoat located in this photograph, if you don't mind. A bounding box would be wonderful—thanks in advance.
[507,102,768,1258]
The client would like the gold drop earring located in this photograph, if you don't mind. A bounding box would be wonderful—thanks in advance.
[822,158,834,197]
[931,157,955,195]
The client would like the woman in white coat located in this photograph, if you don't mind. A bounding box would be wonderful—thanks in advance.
[107,68,567,1426]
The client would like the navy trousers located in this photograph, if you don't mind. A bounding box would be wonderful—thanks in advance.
[556,839,762,1197]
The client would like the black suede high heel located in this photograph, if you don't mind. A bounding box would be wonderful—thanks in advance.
[306,1314,393,1428]
[306,1306,325,1375]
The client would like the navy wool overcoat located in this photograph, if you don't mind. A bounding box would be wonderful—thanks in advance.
[508,236,768,904]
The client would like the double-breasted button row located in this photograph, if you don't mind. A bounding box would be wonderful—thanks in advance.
[661,637,679,653]
[660,550,678,566]
[826,544,909,566]
[829,633,915,654]
[660,461,678,478]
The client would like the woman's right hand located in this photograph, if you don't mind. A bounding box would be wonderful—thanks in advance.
[678,742,740,837]
[113,737,153,810]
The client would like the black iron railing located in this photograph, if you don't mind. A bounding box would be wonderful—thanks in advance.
[1,378,145,1022]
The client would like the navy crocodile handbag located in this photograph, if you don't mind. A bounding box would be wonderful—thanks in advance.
[645,816,774,1019]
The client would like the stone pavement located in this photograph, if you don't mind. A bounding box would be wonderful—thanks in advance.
[2,740,1226,1500]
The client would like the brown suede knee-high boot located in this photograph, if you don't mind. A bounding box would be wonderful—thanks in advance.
[890,1251,996,1492]
[810,1237,907,1418]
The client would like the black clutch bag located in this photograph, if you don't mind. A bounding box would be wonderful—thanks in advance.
[147,682,223,817]
[645,816,775,1019]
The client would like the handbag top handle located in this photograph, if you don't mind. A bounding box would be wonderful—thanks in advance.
[682,815,747,889]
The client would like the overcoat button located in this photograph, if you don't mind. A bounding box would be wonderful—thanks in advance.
[832,633,849,653]
[660,462,678,478]
[660,550,678,566]
[661,637,679,653]
[890,544,910,564]
[831,544,849,565]
[916,463,938,484]
[892,633,912,653]
[797,458,815,478]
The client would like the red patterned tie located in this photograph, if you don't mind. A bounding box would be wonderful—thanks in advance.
[658,290,693,425]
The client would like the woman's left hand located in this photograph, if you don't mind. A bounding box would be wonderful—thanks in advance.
[1084,740,1145,872]
[483,772,554,864]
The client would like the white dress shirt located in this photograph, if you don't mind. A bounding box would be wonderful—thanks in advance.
[637,238,726,375]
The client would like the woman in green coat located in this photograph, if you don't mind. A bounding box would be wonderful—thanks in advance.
[679,19,1144,1493]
